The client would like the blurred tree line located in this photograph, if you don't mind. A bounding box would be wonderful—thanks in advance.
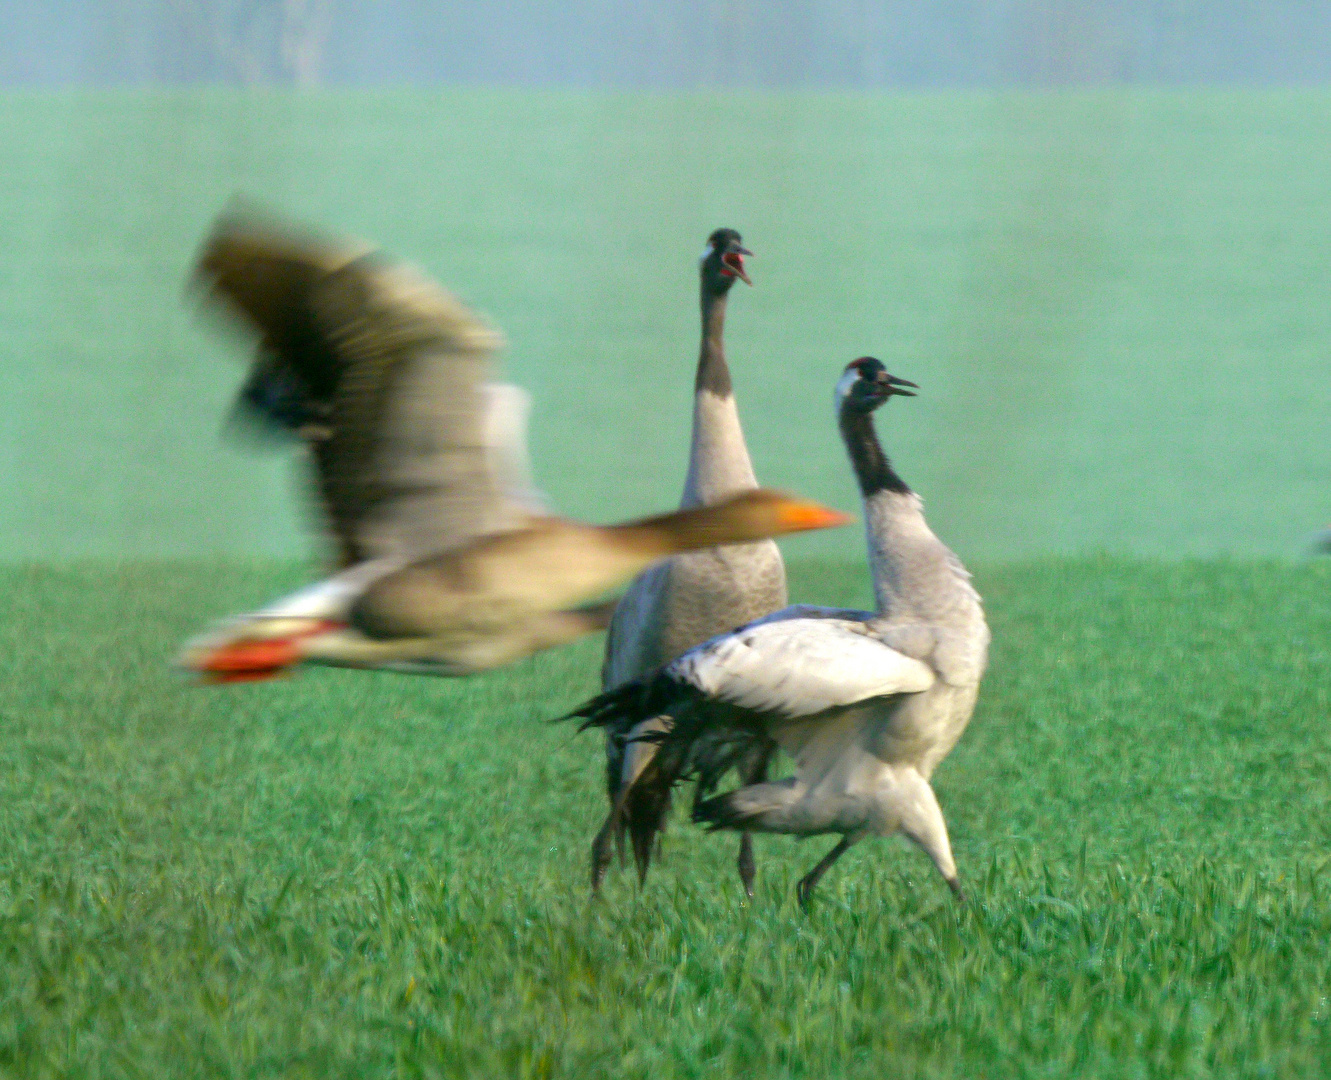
[2,0,1329,86]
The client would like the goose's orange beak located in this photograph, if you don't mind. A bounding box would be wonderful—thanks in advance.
[775,501,854,532]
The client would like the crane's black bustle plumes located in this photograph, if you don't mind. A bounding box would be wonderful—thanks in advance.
[560,676,680,881]
[557,670,773,884]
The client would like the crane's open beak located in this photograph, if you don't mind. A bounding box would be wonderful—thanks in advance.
[881,374,918,397]
[720,248,752,285]
[180,618,344,684]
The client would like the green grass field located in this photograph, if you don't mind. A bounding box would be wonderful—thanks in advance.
[2,84,1330,1076]
[3,556,1330,1077]
[1,88,1330,561]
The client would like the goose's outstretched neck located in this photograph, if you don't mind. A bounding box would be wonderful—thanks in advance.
[681,284,759,507]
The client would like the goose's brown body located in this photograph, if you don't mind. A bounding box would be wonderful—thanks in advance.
[183,213,847,682]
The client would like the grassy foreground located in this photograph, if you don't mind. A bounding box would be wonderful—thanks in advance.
[1,557,1330,1078]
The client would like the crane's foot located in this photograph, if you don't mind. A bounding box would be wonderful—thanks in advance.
[794,835,855,912]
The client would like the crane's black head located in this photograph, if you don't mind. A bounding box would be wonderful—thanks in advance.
[700,228,752,290]
[836,357,918,414]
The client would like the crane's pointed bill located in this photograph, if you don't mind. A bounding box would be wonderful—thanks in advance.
[720,250,752,285]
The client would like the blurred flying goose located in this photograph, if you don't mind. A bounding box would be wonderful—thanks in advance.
[564,358,989,907]
[594,229,787,895]
[180,213,849,681]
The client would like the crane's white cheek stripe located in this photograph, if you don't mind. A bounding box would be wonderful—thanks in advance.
[835,369,858,404]
[699,244,714,265]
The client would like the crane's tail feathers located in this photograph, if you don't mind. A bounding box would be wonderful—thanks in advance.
[550,672,672,732]
[549,684,629,730]
[555,674,685,886]
[625,780,673,884]
[557,672,775,884]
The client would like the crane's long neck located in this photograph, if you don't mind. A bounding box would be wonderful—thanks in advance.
[839,404,929,616]
[839,407,909,500]
[681,285,759,508]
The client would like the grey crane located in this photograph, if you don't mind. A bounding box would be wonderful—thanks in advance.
[594,229,787,896]
[565,358,989,907]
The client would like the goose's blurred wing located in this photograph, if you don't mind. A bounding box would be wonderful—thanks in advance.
[318,260,508,564]
[197,213,515,565]
[669,613,935,720]
[482,383,548,516]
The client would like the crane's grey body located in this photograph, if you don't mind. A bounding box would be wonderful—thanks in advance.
[603,388,786,685]
[568,358,988,905]
[594,230,786,893]
[681,491,986,858]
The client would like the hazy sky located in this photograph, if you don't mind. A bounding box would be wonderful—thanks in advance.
[3,1,1330,88]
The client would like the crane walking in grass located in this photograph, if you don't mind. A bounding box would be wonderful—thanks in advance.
[595,228,787,897]
[178,211,849,682]
[564,358,988,907]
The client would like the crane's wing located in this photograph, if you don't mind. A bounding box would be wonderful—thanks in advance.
[196,212,522,565]
[558,606,935,881]
[669,610,936,720]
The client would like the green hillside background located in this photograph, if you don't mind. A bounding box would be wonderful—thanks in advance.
[1,88,1328,562]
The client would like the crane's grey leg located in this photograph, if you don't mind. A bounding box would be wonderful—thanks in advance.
[589,809,619,895]
[736,745,774,898]
[736,834,756,898]
[590,734,627,896]
[796,834,859,910]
